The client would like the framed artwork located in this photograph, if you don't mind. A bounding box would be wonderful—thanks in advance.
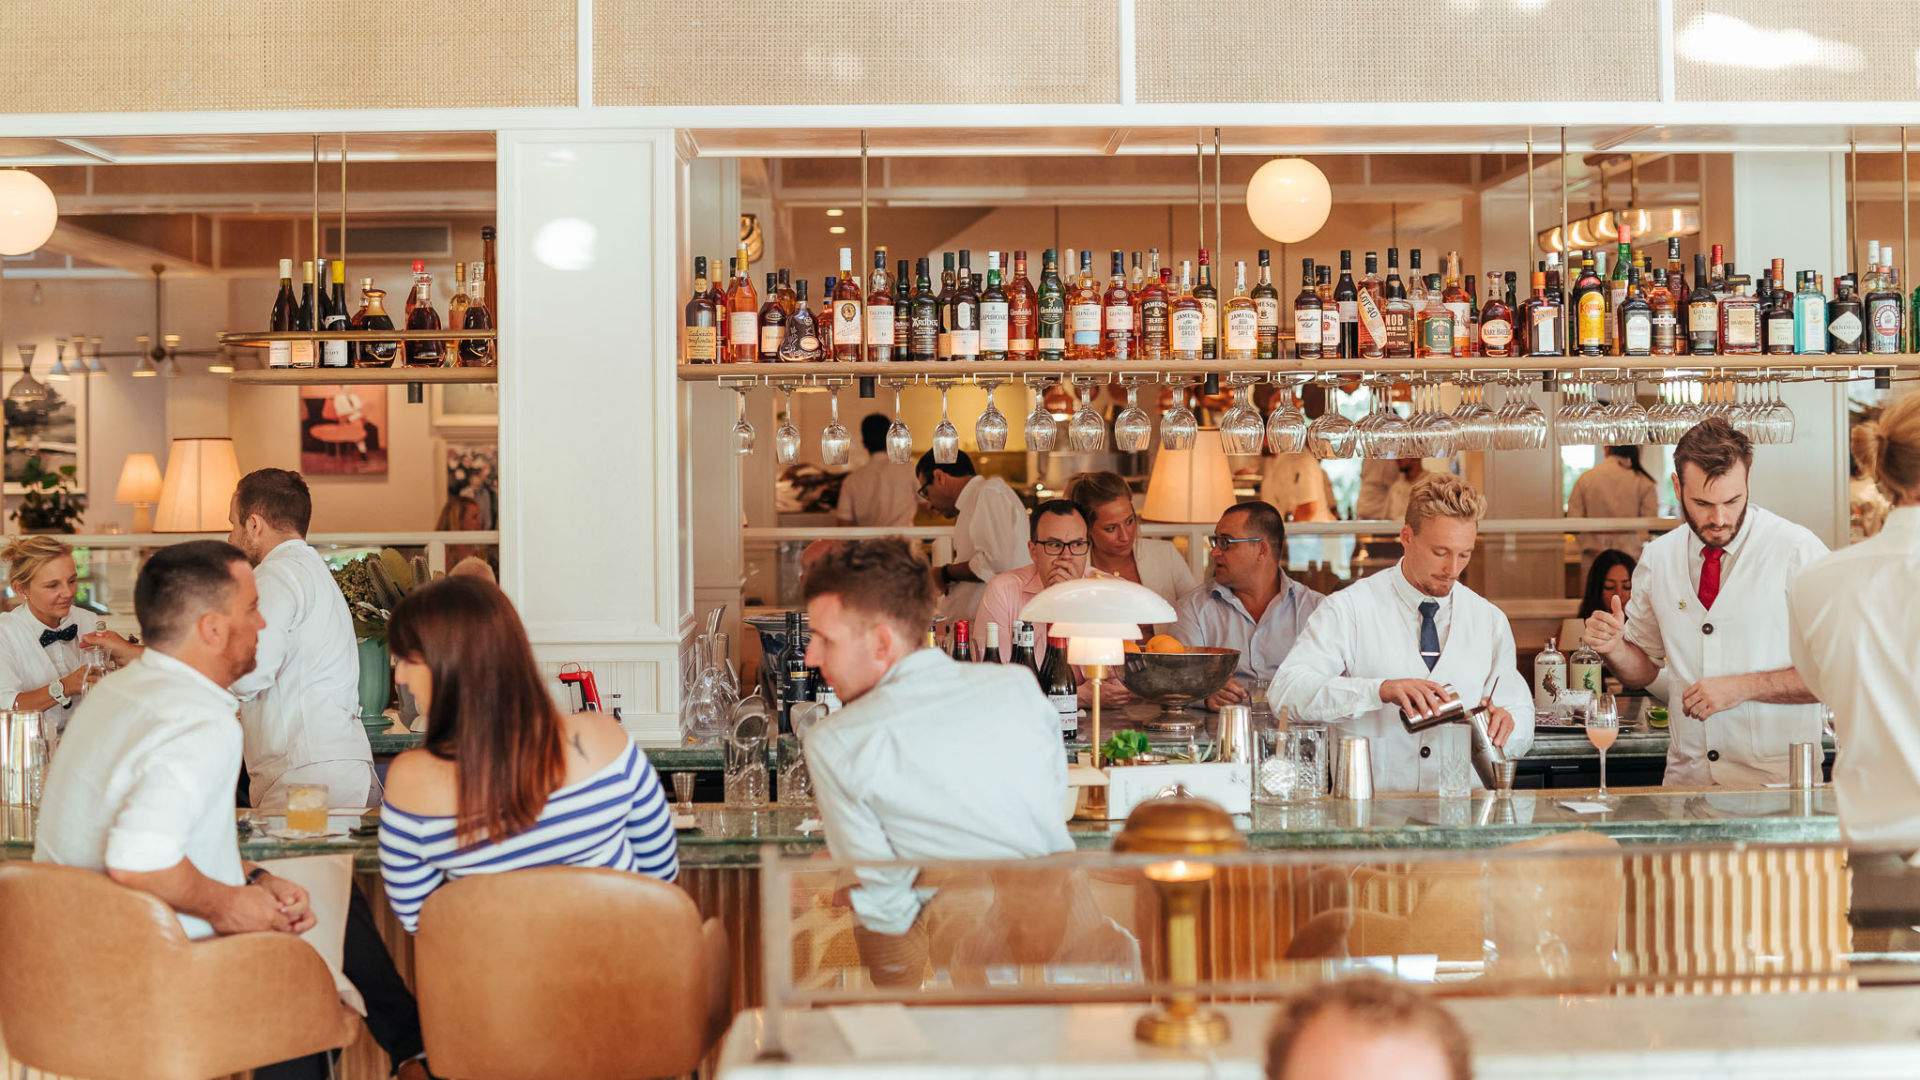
[4,370,87,495]
[298,385,389,476]
[429,382,498,433]
[442,442,498,530]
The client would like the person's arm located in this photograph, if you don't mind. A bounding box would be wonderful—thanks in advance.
[1680,667,1819,720]
[804,732,921,936]
[624,757,680,883]
[1265,603,1389,722]
[1486,614,1535,757]
[107,859,295,935]
[1586,560,1663,689]
[833,471,858,524]
[228,568,297,701]
[5,668,91,713]
[964,492,1028,582]
[80,629,143,665]
[374,752,447,934]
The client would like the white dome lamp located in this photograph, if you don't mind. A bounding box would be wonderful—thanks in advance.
[0,170,59,256]
[1245,158,1332,244]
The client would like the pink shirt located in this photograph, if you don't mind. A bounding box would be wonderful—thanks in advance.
[974,564,1049,662]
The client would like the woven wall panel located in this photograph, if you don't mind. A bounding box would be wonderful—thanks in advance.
[1673,0,1918,101]
[594,0,1116,106]
[1,1,575,112]
[1135,0,1658,103]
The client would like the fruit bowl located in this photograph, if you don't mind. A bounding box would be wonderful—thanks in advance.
[1121,647,1241,732]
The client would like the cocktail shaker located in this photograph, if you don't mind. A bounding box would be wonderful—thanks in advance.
[1333,735,1373,801]
[1399,684,1509,789]
[1216,705,1253,767]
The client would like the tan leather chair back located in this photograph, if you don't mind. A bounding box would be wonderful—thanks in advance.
[415,867,729,1079]
[0,864,358,1080]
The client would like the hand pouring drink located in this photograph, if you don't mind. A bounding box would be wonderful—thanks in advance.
[1398,684,1510,790]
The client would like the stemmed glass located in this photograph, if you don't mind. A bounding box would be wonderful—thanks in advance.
[1112,383,1153,452]
[886,385,914,464]
[932,384,961,464]
[1757,379,1796,444]
[1407,381,1459,458]
[1306,385,1357,460]
[1266,383,1308,454]
[1219,383,1266,455]
[1067,382,1107,452]
[1160,383,1199,450]
[1024,382,1060,451]
[774,384,802,466]
[1354,380,1408,459]
[1450,382,1497,452]
[975,378,1010,452]
[1585,692,1620,804]
[730,383,756,456]
[1494,379,1549,451]
[820,388,851,467]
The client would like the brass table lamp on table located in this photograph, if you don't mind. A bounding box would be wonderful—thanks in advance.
[1114,794,1247,1049]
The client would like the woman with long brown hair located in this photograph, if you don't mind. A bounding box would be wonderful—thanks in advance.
[376,577,676,932]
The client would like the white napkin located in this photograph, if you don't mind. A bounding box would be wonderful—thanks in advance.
[1556,799,1615,814]
[257,854,365,1016]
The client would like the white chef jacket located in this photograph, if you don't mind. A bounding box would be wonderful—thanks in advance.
[834,457,919,528]
[1567,455,1661,560]
[1267,562,1535,793]
[231,540,372,809]
[949,474,1031,625]
[1623,507,1828,787]
[1788,505,1920,849]
[803,648,1073,936]
[34,650,245,940]
[0,602,89,730]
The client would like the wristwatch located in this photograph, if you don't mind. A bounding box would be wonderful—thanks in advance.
[246,867,271,886]
[46,680,69,708]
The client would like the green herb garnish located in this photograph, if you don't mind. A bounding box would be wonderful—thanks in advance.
[1101,729,1152,762]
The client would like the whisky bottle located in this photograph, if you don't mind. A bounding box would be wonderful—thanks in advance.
[1355,251,1386,359]
[322,260,352,369]
[1382,248,1413,358]
[726,246,759,362]
[776,268,796,317]
[291,261,317,368]
[1195,248,1220,360]
[981,252,1010,361]
[1666,237,1689,340]
[1416,274,1453,358]
[1334,250,1359,359]
[350,276,371,332]
[892,259,912,358]
[1103,251,1135,360]
[459,263,495,366]
[480,225,497,320]
[1252,249,1281,360]
[832,249,864,363]
[707,257,728,332]
[1038,249,1067,361]
[357,289,398,368]
[1316,265,1338,357]
[1647,268,1678,356]
[1867,246,1904,354]
[1225,259,1258,362]
[405,269,443,368]
[1068,250,1103,361]
[1523,271,1561,357]
[950,251,981,361]
[865,252,894,363]
[1794,271,1828,355]
[1132,249,1157,356]
[1443,252,1473,357]
[1830,275,1864,354]
[1139,259,1169,360]
[758,273,788,361]
[1717,266,1760,355]
[1463,273,1481,355]
[1170,261,1204,362]
[1008,251,1038,361]
[268,258,297,369]
[1478,270,1514,358]
[908,259,938,361]
[1407,249,1428,323]
[444,261,469,362]
[1687,254,1718,355]
[936,253,957,359]
[1763,267,1796,355]
[1618,267,1652,356]
[1293,258,1321,360]
[779,280,823,362]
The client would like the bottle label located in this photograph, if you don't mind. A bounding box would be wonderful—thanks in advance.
[866,306,894,350]
[1294,309,1319,345]
[1226,308,1258,351]
[1624,315,1652,354]
[1534,661,1566,711]
[1480,318,1513,350]
[1829,309,1862,345]
[1445,301,1472,352]
[1570,661,1604,694]
[950,328,980,356]
[1071,303,1103,345]
[1724,305,1759,347]
[1795,305,1828,353]
[321,336,350,367]
[912,314,939,357]
[1577,293,1606,347]
[1529,308,1558,354]
[289,340,316,368]
[1142,300,1169,352]
[729,311,758,346]
[1104,304,1133,332]
[1869,298,1902,350]
[1050,693,1079,721]
[1255,297,1280,329]
[760,325,785,355]
[981,302,1010,351]
[1199,298,1219,340]
[1688,301,1718,337]
[1039,295,1067,354]
[894,307,911,348]
[833,300,862,345]
[1337,300,1358,324]
[1171,310,1204,352]
[1420,314,1454,355]
[1321,309,1340,349]
[1651,312,1677,353]
[1356,292,1387,354]
[1766,316,1795,346]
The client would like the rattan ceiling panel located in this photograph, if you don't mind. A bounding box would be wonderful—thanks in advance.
[595,0,1116,106]
[1134,0,1659,103]
[1672,0,1918,101]
[1,1,575,112]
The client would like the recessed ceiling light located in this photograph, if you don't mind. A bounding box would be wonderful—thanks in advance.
[828,225,847,235]
[825,208,845,218]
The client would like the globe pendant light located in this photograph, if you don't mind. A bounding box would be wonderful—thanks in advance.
[1245,159,1332,244]
[0,170,58,256]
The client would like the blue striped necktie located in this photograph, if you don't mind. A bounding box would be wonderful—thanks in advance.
[1418,600,1441,671]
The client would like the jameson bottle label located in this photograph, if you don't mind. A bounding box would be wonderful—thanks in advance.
[1199,298,1219,357]
[1652,313,1677,353]
[1255,298,1280,356]
[1226,308,1258,351]
[1038,295,1067,356]
[1171,309,1204,353]
[1142,299,1169,351]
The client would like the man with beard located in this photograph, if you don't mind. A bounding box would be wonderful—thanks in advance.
[1583,418,1827,786]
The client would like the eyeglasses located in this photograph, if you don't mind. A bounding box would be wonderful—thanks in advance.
[1035,538,1091,556]
[1207,534,1265,552]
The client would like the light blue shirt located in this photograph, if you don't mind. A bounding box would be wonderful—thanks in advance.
[1171,575,1326,689]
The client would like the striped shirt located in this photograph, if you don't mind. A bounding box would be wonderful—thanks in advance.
[377,740,678,932]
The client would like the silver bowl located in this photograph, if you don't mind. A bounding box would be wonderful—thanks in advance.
[1121,648,1241,732]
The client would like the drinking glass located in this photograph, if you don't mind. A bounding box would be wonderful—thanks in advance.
[1024,386,1060,451]
[1354,380,1408,459]
[730,384,756,456]
[774,385,802,466]
[975,380,1010,452]
[1407,381,1459,458]
[671,771,696,813]
[1450,381,1497,452]
[1266,385,1308,454]
[1759,380,1795,444]
[777,735,814,806]
[1495,379,1549,451]
[1253,721,1329,804]
[1219,384,1266,455]
[1306,399,1357,460]
[1112,384,1153,452]
[1160,386,1199,450]
[886,386,915,464]
[1585,693,1620,803]
[284,783,330,836]
[932,384,961,464]
[820,391,851,467]
[1067,384,1107,452]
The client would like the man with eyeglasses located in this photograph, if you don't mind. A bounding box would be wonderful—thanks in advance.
[975,500,1093,662]
[1170,501,1326,711]
[916,449,1031,626]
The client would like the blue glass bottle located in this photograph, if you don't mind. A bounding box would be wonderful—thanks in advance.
[1793,270,1828,354]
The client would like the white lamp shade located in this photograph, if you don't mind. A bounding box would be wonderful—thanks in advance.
[1065,636,1125,666]
[0,170,59,256]
[1141,429,1238,524]
[1245,158,1332,244]
[1020,577,1175,629]
[153,438,241,532]
[114,453,164,505]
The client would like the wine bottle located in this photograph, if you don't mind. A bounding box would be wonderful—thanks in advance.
[950,619,973,663]
[1038,635,1080,737]
[268,258,297,369]
[321,260,351,368]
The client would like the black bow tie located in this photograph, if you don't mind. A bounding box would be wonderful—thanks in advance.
[40,625,78,648]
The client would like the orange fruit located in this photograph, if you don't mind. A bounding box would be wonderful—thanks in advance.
[1144,634,1186,654]
[1123,640,1142,654]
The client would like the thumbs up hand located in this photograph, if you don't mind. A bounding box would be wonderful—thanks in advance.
[1584,594,1628,654]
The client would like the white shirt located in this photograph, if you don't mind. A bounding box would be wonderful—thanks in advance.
[1125,538,1200,610]
[950,475,1031,625]
[0,602,88,729]
[1171,575,1325,688]
[834,457,918,527]
[1624,507,1828,786]
[803,648,1073,935]
[1567,456,1661,559]
[1267,563,1535,792]
[34,650,245,940]
[230,539,372,808]
[1258,453,1336,521]
[1788,506,1920,849]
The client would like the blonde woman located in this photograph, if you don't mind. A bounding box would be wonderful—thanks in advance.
[0,536,96,729]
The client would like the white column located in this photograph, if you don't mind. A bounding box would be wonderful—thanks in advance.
[497,129,689,742]
[685,157,748,654]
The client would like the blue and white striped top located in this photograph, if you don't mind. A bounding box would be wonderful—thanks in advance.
[377,740,678,932]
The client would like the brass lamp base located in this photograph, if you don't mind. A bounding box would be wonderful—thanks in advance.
[1134,1004,1231,1049]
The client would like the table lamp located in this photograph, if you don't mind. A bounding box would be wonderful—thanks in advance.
[1114,795,1247,1049]
[113,453,164,533]
[1021,577,1176,818]
[1141,428,1237,524]
[153,437,241,533]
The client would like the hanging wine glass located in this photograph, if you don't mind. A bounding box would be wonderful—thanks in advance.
[1160,383,1198,450]
[820,388,851,467]
[1024,385,1060,452]
[1307,382,1357,460]
[730,383,756,456]
[975,378,1010,452]
[1219,383,1266,455]
[932,383,961,464]
[1450,381,1496,452]
[1113,383,1153,452]
[1354,379,1408,459]
[886,385,915,464]
[1067,382,1107,452]
[1266,382,1308,454]
[774,384,802,466]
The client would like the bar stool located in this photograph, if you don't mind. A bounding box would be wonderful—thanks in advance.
[0,863,361,1080]
[414,867,729,1079]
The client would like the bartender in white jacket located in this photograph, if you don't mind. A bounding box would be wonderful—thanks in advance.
[1269,475,1533,792]
[1583,418,1826,787]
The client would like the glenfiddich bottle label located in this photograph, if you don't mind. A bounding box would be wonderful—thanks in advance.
[1255,298,1280,352]
[1038,296,1066,356]
[684,324,717,363]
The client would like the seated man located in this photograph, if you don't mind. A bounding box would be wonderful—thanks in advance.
[974,499,1089,659]
[800,539,1074,986]
[1172,501,1326,710]
[1265,976,1471,1080]
[35,541,427,1080]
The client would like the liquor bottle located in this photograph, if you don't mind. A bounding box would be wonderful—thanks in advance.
[1171,260,1204,362]
[1442,252,1473,357]
[776,611,810,729]
[289,261,316,368]
[830,249,863,363]
[443,261,469,362]
[402,259,426,321]
[981,252,1011,361]
[1463,273,1480,355]
[1863,241,1883,297]
[460,264,495,366]
[685,259,719,364]
[1104,250,1135,360]
[936,253,957,359]
[777,268,797,317]
[1383,248,1413,358]
[1618,267,1652,356]
[893,259,912,358]
[1355,251,1386,359]
[1911,261,1920,352]
[1008,621,1039,677]
[1133,249,1157,356]
[866,251,895,363]
[1523,271,1561,357]
[1038,249,1067,361]
[357,289,397,368]
[1867,246,1904,354]
[1008,250,1038,361]
[950,251,981,361]
[1571,256,1606,356]
[1253,249,1281,359]
[1293,258,1321,360]
[1666,238,1689,340]
[268,258,298,369]
[1478,271,1514,357]
[726,246,759,363]
[1333,250,1358,359]
[1544,252,1565,315]
[404,268,443,367]
[1708,244,1729,299]
[1533,637,1567,717]
[322,260,352,369]
[950,619,973,663]
[1416,274,1453,358]
[1568,640,1604,695]
[1068,250,1103,360]
[981,621,1001,665]
[1139,257,1170,360]
[1648,268,1678,356]
[1829,275,1864,355]
[1224,259,1259,362]
[1718,265,1760,354]
[350,276,371,331]
[1038,635,1080,734]
[1686,253,1718,355]
[1195,248,1220,360]
[1607,230,1633,351]
[480,225,498,321]
[819,274,837,356]
[707,257,728,330]
[1763,269,1796,355]
[758,273,788,361]
[1794,271,1829,355]
[909,258,939,361]
[778,280,823,362]
[1317,265,1338,357]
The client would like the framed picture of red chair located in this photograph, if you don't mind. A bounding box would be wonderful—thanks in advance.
[298,385,389,476]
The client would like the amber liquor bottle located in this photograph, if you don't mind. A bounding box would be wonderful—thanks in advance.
[1665,238,1688,339]
[1355,251,1386,359]
[776,268,796,317]
[445,262,470,362]
[1442,253,1474,357]
[1415,274,1453,358]
[684,256,719,363]
[1572,256,1606,356]
[1139,258,1170,360]
[828,249,862,362]
[1293,258,1320,360]
[758,273,788,361]
[480,225,497,322]
[1717,266,1760,354]
[1478,272,1515,357]
[1687,254,1718,355]
[1252,249,1281,360]
[1224,259,1258,362]
[1316,265,1337,358]
[1762,265,1795,355]
[1522,271,1561,356]
[1194,249,1220,360]
[1647,268,1678,356]
[1007,251,1038,361]
[725,247,759,363]
[1103,250,1134,360]
[459,263,495,366]
[1382,248,1413,358]
[358,288,398,368]
[1170,261,1204,362]
[1068,250,1103,361]
[858,252,892,363]
[405,270,444,367]
[779,280,823,362]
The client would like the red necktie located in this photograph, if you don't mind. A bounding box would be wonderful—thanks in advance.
[1698,546,1723,610]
